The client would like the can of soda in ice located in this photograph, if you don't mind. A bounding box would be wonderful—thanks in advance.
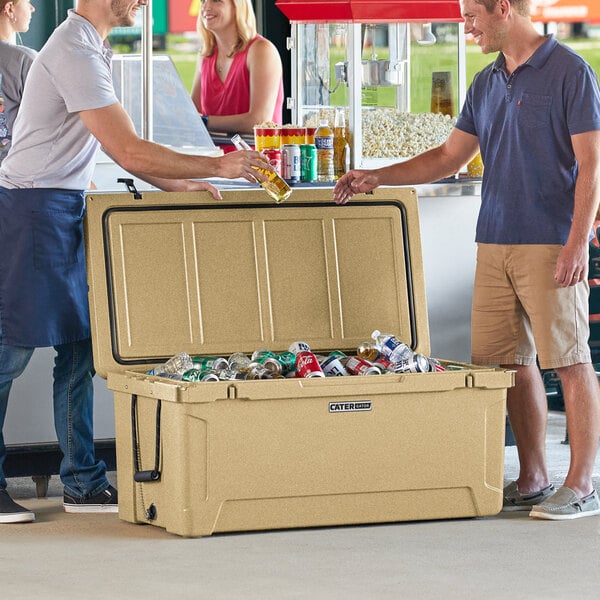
[392,353,431,373]
[320,355,349,376]
[192,356,229,372]
[295,351,325,378]
[289,341,311,354]
[345,356,381,376]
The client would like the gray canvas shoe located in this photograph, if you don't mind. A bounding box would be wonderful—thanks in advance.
[529,486,600,520]
[503,481,555,512]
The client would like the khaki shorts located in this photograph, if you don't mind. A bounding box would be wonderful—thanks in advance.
[471,244,591,370]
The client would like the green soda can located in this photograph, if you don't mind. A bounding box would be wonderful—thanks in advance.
[277,351,296,374]
[329,350,347,358]
[192,356,229,372]
[300,144,317,182]
[182,368,220,382]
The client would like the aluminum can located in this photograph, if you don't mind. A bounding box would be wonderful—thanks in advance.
[428,357,445,372]
[263,148,282,176]
[289,340,311,354]
[281,144,301,183]
[192,356,229,372]
[258,356,283,374]
[320,355,349,376]
[295,351,325,378]
[182,368,221,382]
[251,349,277,362]
[228,352,252,372]
[345,356,381,376]
[277,351,297,374]
[329,350,347,359]
[392,353,431,373]
[300,144,317,182]
[218,368,248,380]
[373,357,394,372]
[246,363,273,379]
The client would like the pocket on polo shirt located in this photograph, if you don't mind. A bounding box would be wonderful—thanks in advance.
[517,93,552,129]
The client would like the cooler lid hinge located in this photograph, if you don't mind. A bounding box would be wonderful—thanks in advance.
[227,384,237,399]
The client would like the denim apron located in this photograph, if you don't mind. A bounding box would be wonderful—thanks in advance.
[0,187,90,347]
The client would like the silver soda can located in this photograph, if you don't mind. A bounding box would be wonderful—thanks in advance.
[392,353,431,373]
[428,357,445,372]
[320,355,349,376]
[228,352,252,371]
[281,144,301,183]
[289,340,311,354]
[218,368,248,380]
[345,356,381,376]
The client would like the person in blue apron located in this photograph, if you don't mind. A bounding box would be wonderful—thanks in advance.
[0,0,271,524]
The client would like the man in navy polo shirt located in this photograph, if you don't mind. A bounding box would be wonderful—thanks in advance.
[334,0,600,520]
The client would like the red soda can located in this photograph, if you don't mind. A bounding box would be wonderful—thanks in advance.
[345,356,381,376]
[295,351,325,378]
[263,148,282,176]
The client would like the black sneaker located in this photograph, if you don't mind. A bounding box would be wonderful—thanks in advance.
[0,489,35,523]
[63,484,118,514]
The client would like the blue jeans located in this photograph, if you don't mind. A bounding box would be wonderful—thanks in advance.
[0,337,109,497]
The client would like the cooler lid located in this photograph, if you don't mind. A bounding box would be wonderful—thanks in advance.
[84,187,429,378]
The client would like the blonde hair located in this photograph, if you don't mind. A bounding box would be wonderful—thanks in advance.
[197,0,257,58]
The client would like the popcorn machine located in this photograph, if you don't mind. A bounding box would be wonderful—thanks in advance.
[275,0,466,169]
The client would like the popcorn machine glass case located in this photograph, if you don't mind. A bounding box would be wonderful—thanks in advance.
[276,0,466,169]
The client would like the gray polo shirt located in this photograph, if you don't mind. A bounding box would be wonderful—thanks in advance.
[456,35,600,244]
[0,41,37,163]
[0,10,118,189]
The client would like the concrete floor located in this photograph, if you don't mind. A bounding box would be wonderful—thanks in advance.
[2,411,600,600]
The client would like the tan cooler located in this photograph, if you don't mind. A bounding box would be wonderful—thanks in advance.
[84,186,513,538]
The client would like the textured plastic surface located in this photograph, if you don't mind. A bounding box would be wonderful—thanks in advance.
[84,186,513,537]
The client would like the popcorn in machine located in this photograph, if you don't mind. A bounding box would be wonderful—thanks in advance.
[275,0,467,170]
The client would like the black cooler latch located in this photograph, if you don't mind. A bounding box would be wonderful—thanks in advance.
[117,178,143,200]
[131,394,162,482]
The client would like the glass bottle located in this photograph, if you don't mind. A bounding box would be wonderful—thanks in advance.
[231,134,292,203]
[333,108,350,180]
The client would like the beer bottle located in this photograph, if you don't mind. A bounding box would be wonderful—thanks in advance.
[231,134,292,203]
[333,108,350,180]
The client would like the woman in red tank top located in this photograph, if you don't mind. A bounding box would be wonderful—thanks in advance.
[191,0,284,135]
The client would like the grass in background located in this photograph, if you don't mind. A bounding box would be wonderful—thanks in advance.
[169,36,600,116]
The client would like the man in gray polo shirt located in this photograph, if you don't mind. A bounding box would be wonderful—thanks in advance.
[0,0,269,523]
[334,0,600,520]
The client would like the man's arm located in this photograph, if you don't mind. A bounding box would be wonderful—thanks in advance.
[333,127,480,204]
[79,102,269,184]
[555,130,600,287]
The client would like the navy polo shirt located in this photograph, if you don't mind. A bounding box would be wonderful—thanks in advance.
[456,35,600,244]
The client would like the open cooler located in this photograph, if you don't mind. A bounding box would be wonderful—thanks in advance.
[84,186,513,537]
